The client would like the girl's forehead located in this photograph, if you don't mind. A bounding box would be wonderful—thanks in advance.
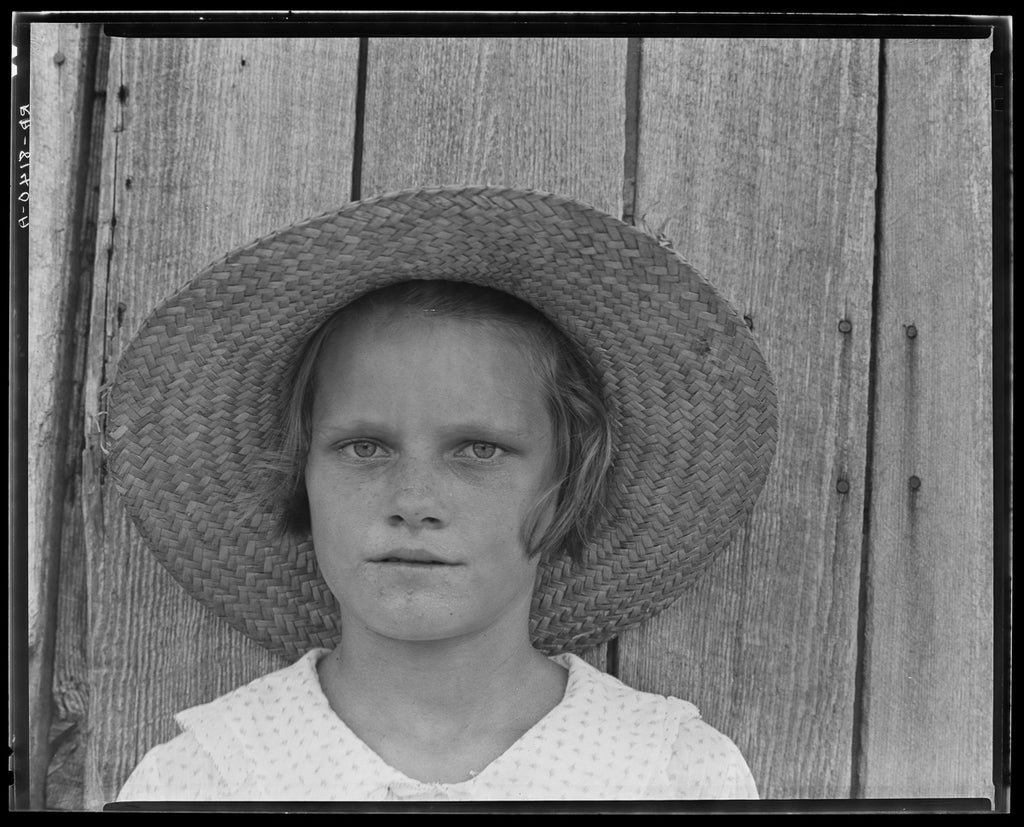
[323,309,533,362]
[313,312,551,425]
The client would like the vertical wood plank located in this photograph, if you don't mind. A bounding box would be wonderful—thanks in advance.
[28,21,103,810]
[360,37,629,671]
[861,38,993,801]
[82,36,361,807]
[619,39,880,799]
[361,38,627,217]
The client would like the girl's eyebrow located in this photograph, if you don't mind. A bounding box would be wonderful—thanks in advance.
[310,418,396,437]
[436,422,531,443]
[312,418,531,443]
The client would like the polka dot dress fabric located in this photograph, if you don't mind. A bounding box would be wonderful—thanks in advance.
[117,650,758,802]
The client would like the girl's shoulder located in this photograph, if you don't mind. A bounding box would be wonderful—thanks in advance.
[116,728,226,802]
[554,651,702,723]
[117,649,330,802]
[554,653,758,800]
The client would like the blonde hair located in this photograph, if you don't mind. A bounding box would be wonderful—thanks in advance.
[268,280,613,563]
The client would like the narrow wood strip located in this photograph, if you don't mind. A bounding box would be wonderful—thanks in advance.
[27,21,104,810]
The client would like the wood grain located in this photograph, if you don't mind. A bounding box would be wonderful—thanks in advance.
[81,36,361,807]
[361,38,627,217]
[361,37,629,672]
[618,39,881,799]
[859,38,993,801]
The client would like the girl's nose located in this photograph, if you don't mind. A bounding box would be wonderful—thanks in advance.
[386,460,447,529]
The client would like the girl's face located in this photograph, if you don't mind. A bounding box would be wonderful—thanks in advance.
[305,312,556,646]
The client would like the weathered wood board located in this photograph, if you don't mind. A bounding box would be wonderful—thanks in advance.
[617,38,881,800]
[859,37,993,801]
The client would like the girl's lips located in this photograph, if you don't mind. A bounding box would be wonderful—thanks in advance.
[372,549,459,565]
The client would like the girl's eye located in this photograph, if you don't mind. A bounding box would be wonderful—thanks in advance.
[458,442,505,460]
[340,440,384,459]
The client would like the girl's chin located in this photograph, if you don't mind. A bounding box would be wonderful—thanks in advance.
[344,603,527,648]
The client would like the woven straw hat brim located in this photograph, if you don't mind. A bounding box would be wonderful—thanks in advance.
[106,186,777,659]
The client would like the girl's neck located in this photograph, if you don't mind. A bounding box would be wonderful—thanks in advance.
[322,622,562,721]
[316,625,568,783]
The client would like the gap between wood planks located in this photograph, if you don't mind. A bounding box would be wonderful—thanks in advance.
[604,36,644,679]
[349,38,369,202]
[849,37,887,801]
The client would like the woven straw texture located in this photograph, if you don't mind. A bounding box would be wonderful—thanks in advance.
[105,186,777,659]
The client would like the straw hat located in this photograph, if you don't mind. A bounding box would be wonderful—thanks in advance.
[105,186,777,659]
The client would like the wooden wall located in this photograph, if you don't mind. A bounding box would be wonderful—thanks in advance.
[26,27,996,809]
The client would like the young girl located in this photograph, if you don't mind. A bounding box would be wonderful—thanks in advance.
[108,187,776,802]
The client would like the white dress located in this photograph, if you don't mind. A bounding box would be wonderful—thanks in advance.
[117,649,758,802]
